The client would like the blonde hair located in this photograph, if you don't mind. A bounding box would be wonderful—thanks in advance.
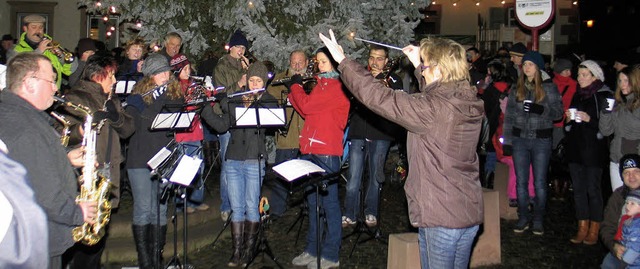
[515,64,545,103]
[131,76,182,104]
[624,65,640,111]
[419,37,470,83]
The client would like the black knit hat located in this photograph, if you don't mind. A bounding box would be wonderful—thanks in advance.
[228,30,249,48]
[76,38,97,56]
[620,154,640,177]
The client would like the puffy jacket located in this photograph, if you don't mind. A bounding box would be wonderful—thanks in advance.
[339,59,484,228]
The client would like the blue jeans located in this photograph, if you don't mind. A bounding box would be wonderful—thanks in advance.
[344,139,391,220]
[128,168,168,225]
[177,141,205,207]
[601,253,624,269]
[267,148,299,216]
[418,225,479,269]
[225,159,265,222]
[219,132,231,213]
[484,151,497,175]
[512,137,552,224]
[302,154,342,262]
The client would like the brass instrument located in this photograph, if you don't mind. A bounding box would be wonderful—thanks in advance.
[55,96,112,246]
[41,35,75,63]
[380,56,401,88]
[271,59,318,87]
[50,111,72,147]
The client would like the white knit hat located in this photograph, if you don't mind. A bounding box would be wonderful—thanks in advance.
[580,60,605,82]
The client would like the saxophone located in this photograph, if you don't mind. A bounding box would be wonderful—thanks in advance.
[50,111,71,147]
[54,97,112,245]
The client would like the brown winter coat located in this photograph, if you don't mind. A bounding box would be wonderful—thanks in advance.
[339,59,484,228]
[62,80,135,208]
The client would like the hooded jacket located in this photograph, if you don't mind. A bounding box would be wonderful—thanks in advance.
[599,93,640,163]
[339,59,484,228]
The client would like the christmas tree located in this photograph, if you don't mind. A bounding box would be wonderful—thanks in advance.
[78,0,425,70]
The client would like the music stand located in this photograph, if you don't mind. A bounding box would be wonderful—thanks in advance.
[273,159,341,269]
[147,104,199,269]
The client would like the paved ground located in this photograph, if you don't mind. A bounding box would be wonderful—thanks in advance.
[104,151,609,269]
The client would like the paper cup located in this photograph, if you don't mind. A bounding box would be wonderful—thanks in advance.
[606,98,615,111]
[569,108,577,120]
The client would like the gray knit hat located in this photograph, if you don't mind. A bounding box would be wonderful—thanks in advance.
[247,61,269,84]
[627,189,640,204]
[142,53,171,76]
[553,58,573,74]
[580,60,605,82]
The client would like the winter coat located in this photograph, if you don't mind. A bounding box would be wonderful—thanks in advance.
[9,32,75,89]
[339,59,484,228]
[61,80,135,207]
[267,70,305,150]
[564,85,612,166]
[213,54,245,94]
[288,74,350,156]
[125,87,185,169]
[599,93,640,163]
[601,187,627,256]
[348,72,403,141]
[503,80,564,145]
[224,92,278,160]
[0,91,84,256]
[552,74,578,127]
[116,58,144,82]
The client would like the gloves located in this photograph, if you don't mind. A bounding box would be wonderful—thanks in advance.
[214,92,228,102]
[125,94,145,112]
[503,145,513,156]
[93,100,120,123]
[523,102,544,114]
[283,74,303,90]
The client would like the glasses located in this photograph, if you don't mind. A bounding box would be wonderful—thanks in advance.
[31,75,57,87]
[420,65,432,72]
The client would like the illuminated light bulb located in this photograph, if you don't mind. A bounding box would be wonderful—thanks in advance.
[248,1,254,7]
[136,22,142,28]
[110,26,116,31]
[410,2,415,5]
[224,44,230,50]
[96,2,102,7]
[453,2,457,6]
[586,20,594,28]
[476,1,480,6]
[153,45,160,51]
[110,6,116,13]
[106,31,112,36]
[572,1,577,5]
[501,0,505,4]
[103,16,109,21]
[432,1,436,4]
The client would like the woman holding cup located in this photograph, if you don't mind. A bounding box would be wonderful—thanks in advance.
[503,51,563,235]
[600,66,640,192]
[564,60,613,245]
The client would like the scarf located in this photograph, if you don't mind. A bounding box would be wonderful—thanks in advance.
[577,80,604,99]
[318,71,339,79]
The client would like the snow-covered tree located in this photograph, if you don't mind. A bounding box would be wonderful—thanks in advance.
[78,0,425,70]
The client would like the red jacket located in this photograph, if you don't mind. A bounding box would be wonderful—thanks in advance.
[175,79,204,142]
[288,76,350,156]
[552,74,577,127]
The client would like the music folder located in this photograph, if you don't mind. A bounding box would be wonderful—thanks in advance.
[115,80,136,94]
[150,104,196,131]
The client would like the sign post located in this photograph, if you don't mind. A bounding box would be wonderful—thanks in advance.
[514,0,555,51]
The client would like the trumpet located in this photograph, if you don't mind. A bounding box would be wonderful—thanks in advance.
[40,35,75,63]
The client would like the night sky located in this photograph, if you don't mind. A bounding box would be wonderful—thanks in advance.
[579,0,639,60]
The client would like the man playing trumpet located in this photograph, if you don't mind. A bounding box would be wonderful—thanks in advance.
[7,14,77,89]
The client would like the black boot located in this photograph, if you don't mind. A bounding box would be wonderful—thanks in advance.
[242,221,260,265]
[149,225,167,269]
[486,172,494,189]
[228,221,244,267]
[132,225,152,269]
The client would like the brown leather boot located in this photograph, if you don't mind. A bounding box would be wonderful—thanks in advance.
[241,221,260,266]
[583,221,600,245]
[569,220,589,244]
[228,221,244,267]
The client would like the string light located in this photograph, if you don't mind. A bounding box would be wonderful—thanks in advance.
[103,16,109,21]
[248,1,254,7]
[110,6,116,13]
[110,26,116,31]
[96,1,102,7]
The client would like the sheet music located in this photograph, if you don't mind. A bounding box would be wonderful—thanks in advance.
[115,81,136,94]
[151,112,196,129]
[147,147,171,170]
[169,155,202,186]
[272,159,326,182]
[234,107,285,126]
